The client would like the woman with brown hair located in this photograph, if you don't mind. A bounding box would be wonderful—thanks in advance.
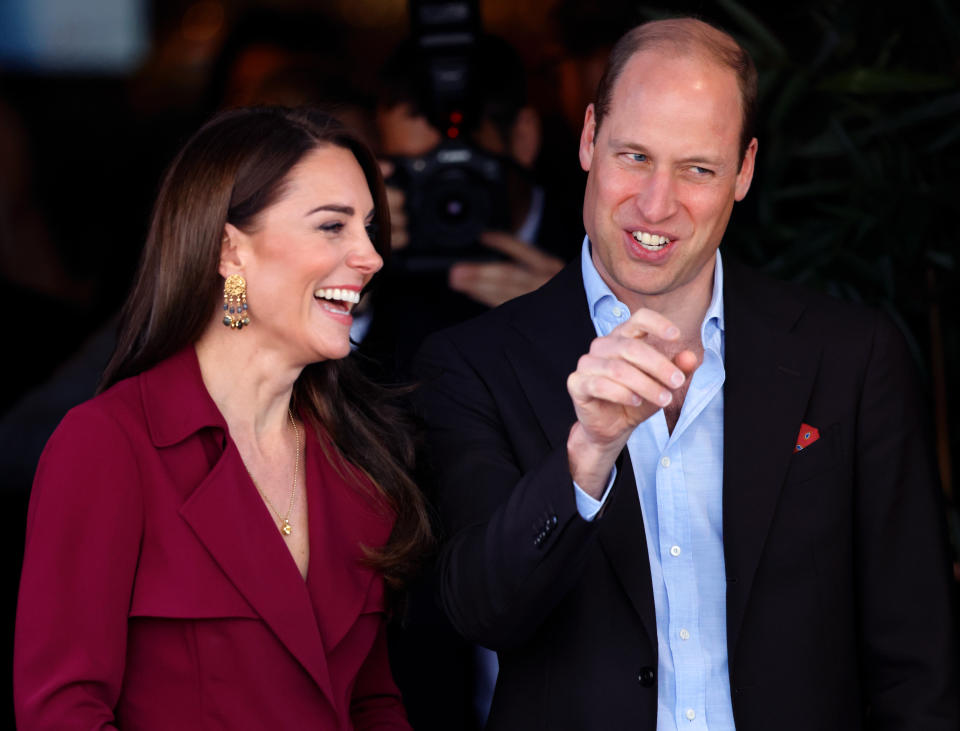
[14,106,430,729]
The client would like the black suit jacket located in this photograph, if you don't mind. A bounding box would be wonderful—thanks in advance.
[413,257,958,730]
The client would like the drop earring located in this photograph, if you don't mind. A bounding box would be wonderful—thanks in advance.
[222,274,250,329]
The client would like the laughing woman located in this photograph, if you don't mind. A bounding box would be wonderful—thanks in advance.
[14,107,430,729]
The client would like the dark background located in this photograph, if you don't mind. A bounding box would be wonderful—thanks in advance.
[1,0,958,726]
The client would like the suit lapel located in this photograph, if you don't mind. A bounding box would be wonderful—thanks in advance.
[722,263,821,662]
[179,435,336,705]
[504,262,597,450]
[506,261,658,647]
[597,450,658,645]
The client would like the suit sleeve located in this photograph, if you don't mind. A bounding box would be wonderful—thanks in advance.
[14,404,144,730]
[415,331,603,651]
[854,313,959,727]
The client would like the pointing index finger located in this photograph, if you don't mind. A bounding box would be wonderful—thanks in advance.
[616,308,681,341]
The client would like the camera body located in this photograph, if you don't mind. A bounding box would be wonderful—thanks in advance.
[389,0,513,270]
[390,141,510,269]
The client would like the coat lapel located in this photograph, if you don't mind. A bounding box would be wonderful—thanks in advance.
[303,433,393,652]
[721,263,821,662]
[506,261,658,648]
[179,440,335,704]
[140,347,335,705]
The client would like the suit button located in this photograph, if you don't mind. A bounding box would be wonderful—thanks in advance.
[638,666,655,687]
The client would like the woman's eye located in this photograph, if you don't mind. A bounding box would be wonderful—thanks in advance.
[365,223,379,240]
[319,222,345,233]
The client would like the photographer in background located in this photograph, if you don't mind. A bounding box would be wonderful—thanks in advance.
[358,32,581,378]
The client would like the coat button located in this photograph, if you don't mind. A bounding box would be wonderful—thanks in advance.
[638,666,655,687]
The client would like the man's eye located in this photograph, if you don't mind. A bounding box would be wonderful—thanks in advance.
[690,166,714,176]
[628,153,648,163]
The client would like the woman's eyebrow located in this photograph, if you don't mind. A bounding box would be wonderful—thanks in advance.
[306,204,355,216]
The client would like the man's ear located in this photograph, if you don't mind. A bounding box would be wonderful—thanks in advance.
[509,106,541,169]
[734,137,758,202]
[218,223,245,279]
[579,104,597,172]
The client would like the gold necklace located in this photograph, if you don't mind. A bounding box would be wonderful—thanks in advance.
[248,409,300,536]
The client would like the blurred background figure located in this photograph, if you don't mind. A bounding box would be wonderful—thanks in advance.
[202,6,378,146]
[357,16,583,379]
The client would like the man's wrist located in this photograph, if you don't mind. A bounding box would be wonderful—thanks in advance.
[567,422,625,499]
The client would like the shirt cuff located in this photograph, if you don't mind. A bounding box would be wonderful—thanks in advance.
[573,466,617,521]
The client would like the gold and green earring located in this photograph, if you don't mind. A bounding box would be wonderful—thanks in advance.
[222,274,250,329]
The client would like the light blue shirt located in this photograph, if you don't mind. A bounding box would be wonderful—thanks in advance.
[576,237,736,730]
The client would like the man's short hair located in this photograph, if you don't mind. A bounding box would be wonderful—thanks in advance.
[593,18,758,162]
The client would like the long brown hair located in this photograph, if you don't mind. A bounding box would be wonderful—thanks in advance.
[100,106,431,592]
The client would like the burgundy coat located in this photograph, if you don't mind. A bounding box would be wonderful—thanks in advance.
[15,347,410,730]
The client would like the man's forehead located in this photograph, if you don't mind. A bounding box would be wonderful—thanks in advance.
[612,47,737,99]
[600,49,744,162]
[605,49,743,131]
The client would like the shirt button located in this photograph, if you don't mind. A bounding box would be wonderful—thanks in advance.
[612,306,623,318]
[679,628,690,640]
[670,545,681,557]
[660,456,671,468]
[685,709,696,721]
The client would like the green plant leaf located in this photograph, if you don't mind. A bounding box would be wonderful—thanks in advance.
[818,68,955,94]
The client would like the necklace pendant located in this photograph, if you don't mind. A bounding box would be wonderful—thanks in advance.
[280,520,292,536]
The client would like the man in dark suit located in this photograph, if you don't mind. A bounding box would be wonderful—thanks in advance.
[414,17,958,730]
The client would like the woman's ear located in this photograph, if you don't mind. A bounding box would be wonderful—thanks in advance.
[219,223,245,279]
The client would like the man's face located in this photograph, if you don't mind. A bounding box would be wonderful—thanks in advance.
[579,49,757,312]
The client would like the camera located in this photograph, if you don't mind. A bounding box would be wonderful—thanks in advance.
[388,0,513,270]
[390,141,510,269]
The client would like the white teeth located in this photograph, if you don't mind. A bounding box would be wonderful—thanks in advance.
[313,287,361,304]
[631,231,670,250]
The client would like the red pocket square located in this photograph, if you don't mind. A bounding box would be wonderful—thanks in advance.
[795,423,820,452]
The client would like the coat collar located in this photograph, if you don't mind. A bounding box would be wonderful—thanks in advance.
[137,346,392,706]
[140,345,227,447]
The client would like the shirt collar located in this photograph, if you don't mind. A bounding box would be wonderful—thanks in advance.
[580,235,725,345]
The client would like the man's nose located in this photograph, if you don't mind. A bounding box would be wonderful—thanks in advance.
[634,170,678,223]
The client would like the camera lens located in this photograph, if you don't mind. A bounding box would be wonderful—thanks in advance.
[439,192,468,222]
